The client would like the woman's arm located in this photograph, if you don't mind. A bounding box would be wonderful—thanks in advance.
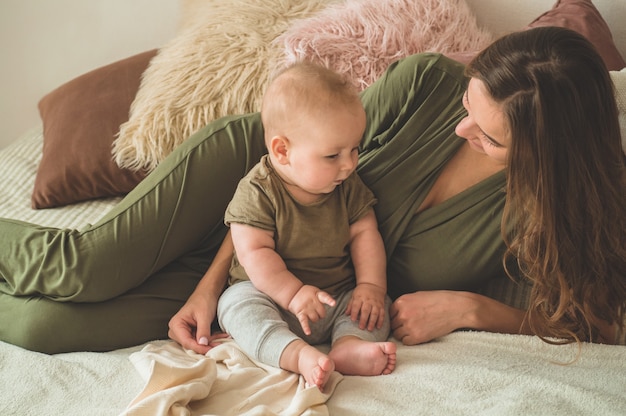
[168,231,233,354]
[390,290,530,345]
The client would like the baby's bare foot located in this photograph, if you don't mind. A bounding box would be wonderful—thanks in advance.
[329,337,397,376]
[298,345,335,390]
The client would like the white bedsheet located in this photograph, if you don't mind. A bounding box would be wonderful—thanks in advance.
[2,331,625,416]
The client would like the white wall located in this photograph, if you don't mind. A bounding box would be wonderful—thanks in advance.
[0,0,179,148]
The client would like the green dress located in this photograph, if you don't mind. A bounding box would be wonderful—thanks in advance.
[358,54,507,298]
[0,53,508,353]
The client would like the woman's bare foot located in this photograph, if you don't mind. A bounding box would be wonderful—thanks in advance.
[280,340,335,390]
[328,336,397,376]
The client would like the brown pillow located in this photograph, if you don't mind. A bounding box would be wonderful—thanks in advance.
[33,50,156,209]
[446,0,625,71]
[524,0,626,71]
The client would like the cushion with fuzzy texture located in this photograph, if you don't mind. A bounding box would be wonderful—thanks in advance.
[112,0,335,172]
[274,0,493,91]
[33,50,154,209]
[525,0,625,71]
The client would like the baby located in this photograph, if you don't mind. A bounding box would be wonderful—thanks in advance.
[217,61,396,390]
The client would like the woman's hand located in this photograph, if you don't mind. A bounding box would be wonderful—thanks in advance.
[390,290,528,345]
[168,230,234,354]
[168,289,229,355]
[390,291,470,345]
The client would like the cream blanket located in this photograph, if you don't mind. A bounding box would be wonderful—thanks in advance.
[121,340,341,416]
[2,331,625,416]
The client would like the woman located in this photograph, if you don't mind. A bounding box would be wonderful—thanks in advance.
[0,27,623,354]
[171,26,625,352]
[463,28,625,345]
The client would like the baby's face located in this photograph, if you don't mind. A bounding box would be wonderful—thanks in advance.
[283,102,366,197]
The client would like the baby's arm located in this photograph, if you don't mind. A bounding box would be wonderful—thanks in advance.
[230,222,335,334]
[346,209,388,331]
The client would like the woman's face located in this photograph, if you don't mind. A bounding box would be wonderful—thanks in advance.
[455,78,510,164]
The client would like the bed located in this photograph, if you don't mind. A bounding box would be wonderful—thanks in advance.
[1,1,625,415]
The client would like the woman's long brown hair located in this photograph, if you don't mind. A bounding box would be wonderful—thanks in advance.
[466,27,626,344]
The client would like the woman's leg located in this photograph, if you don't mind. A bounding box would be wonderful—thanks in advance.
[0,114,266,302]
[0,222,224,353]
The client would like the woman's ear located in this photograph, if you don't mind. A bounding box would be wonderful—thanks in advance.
[269,136,290,164]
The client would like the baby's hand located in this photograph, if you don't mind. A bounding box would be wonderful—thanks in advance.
[288,285,336,335]
[346,283,386,331]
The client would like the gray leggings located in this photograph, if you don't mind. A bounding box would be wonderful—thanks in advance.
[217,281,391,367]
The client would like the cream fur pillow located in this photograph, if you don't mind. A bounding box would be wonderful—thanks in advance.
[610,69,626,152]
[274,0,494,91]
[113,0,335,172]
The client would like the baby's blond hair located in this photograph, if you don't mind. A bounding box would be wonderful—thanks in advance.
[261,62,361,145]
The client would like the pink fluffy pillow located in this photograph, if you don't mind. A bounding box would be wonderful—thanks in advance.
[274,0,493,90]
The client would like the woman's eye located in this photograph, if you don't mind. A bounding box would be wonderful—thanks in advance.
[482,135,500,148]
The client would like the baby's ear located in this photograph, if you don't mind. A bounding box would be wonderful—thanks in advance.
[269,135,290,164]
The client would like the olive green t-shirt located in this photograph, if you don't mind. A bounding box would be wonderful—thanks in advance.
[225,155,377,295]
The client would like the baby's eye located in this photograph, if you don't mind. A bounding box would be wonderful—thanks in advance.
[325,154,339,159]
